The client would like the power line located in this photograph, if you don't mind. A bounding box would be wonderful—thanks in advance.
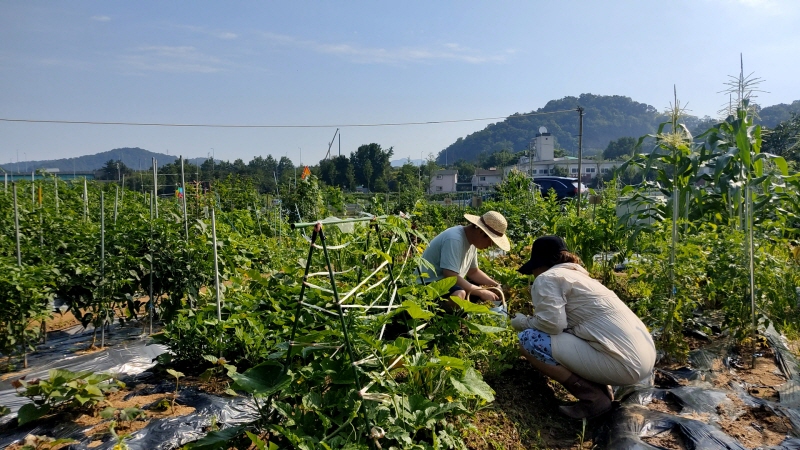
[0,109,577,129]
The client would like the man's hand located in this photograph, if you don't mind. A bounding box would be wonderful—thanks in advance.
[511,313,532,331]
[470,288,499,302]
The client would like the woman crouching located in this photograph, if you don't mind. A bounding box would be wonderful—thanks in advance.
[511,235,656,419]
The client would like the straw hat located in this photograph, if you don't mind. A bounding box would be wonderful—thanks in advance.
[464,211,511,251]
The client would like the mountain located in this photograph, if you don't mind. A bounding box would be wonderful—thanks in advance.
[0,147,208,173]
[758,100,800,128]
[391,158,424,167]
[438,94,667,164]
[437,94,800,164]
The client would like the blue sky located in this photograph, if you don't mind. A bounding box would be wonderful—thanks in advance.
[2,0,799,167]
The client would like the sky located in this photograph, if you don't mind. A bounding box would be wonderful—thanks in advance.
[2,0,800,168]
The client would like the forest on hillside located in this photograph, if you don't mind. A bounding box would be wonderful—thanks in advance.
[437,94,800,164]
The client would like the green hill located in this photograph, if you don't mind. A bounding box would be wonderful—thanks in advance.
[439,94,800,165]
[439,94,668,164]
[0,147,207,174]
[758,100,800,128]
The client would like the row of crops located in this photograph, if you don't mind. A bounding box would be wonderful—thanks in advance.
[1,102,800,448]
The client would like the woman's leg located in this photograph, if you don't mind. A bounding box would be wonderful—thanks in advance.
[518,343,573,384]
[518,331,612,419]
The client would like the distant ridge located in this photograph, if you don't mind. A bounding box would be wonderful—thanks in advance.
[0,147,208,173]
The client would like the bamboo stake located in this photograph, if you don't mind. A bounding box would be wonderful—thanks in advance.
[180,156,188,241]
[83,178,89,222]
[114,186,119,225]
[148,188,154,335]
[152,158,159,219]
[13,183,27,368]
[211,207,222,321]
[101,192,106,348]
[54,175,59,213]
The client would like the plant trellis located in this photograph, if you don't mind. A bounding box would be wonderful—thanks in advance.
[280,215,414,438]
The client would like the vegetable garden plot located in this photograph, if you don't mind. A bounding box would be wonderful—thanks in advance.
[596,325,800,450]
[153,214,507,449]
[0,320,167,427]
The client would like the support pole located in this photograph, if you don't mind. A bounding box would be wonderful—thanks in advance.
[746,183,756,365]
[13,183,27,368]
[100,192,106,348]
[149,189,154,335]
[13,183,21,267]
[180,156,189,241]
[211,207,222,320]
[152,158,159,219]
[576,107,584,217]
[83,178,89,222]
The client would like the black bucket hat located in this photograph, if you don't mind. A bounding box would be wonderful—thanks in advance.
[517,235,568,275]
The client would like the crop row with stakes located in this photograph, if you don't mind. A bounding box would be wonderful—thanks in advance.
[1,96,799,448]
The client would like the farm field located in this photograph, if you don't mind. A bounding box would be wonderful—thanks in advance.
[1,103,800,449]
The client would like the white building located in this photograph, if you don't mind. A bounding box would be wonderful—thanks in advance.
[429,169,458,193]
[471,168,503,191]
[505,126,622,183]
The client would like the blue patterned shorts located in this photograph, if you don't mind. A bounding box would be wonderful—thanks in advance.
[518,328,559,366]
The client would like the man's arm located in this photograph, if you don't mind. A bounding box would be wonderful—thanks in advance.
[443,268,499,302]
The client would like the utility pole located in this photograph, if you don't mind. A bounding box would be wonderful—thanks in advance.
[576,107,584,217]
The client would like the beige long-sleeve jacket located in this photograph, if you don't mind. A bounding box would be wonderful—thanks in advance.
[528,263,656,385]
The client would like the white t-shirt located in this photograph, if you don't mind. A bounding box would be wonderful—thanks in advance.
[418,225,478,284]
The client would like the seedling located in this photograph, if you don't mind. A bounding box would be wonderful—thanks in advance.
[166,368,184,413]
[100,406,145,425]
[108,421,131,450]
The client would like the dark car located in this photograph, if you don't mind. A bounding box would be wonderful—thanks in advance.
[532,176,586,200]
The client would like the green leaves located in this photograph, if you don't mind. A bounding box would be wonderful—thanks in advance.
[229,362,291,398]
[450,368,495,402]
[17,403,50,425]
[14,369,118,424]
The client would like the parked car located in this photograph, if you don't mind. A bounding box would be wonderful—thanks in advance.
[532,176,587,200]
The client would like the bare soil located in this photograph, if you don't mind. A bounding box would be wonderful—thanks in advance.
[4,383,196,449]
[464,333,799,450]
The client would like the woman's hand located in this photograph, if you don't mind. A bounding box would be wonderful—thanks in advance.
[511,313,532,331]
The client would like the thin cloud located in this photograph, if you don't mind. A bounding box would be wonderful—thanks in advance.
[723,0,787,15]
[119,46,226,73]
[91,15,111,22]
[175,24,238,40]
[213,32,238,40]
[260,32,511,65]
